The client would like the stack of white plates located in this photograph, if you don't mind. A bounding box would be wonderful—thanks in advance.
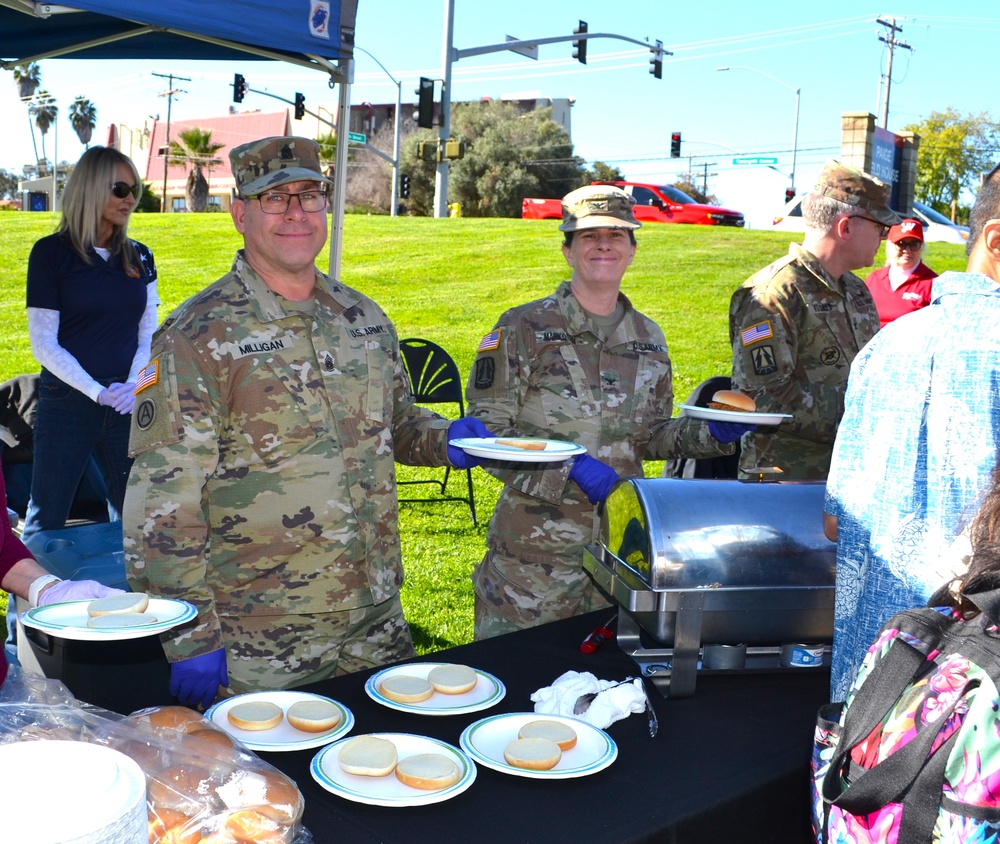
[0,740,146,843]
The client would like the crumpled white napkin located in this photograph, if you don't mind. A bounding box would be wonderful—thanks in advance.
[530,670,647,729]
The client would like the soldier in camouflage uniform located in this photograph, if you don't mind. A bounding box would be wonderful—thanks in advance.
[123,136,488,707]
[729,160,898,479]
[466,185,748,639]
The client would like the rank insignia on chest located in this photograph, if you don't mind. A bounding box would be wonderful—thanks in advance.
[477,329,502,352]
[751,345,777,376]
[741,320,773,346]
[134,360,159,394]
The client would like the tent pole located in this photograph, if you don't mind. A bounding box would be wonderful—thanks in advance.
[328,59,352,280]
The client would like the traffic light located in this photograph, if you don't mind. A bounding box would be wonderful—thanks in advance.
[572,20,587,65]
[233,73,248,103]
[670,132,681,158]
[293,93,305,120]
[415,77,434,129]
[400,173,411,199]
[785,187,796,203]
[649,41,663,79]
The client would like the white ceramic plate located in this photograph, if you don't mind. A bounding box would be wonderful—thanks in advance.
[365,663,506,716]
[311,732,476,807]
[449,437,586,463]
[459,712,617,779]
[677,404,793,426]
[20,597,196,642]
[205,691,354,752]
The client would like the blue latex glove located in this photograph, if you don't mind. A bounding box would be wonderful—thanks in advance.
[170,649,229,710]
[569,454,619,505]
[37,580,124,606]
[447,417,492,468]
[708,420,757,444]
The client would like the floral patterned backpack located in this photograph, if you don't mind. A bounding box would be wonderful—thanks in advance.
[811,588,1000,842]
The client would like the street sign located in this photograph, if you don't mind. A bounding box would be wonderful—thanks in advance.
[348,132,366,144]
[732,156,778,165]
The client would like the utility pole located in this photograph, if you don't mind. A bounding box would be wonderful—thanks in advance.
[153,71,190,213]
[875,17,911,129]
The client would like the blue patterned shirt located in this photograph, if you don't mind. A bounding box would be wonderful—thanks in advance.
[826,271,1000,700]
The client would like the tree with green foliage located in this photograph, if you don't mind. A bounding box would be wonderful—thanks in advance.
[136,181,161,213]
[672,175,721,206]
[68,97,98,148]
[0,168,21,200]
[585,161,625,183]
[12,63,40,100]
[903,108,1000,221]
[29,90,58,167]
[400,100,587,217]
[169,127,225,212]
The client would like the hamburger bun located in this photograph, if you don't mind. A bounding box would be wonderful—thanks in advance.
[707,390,756,413]
[427,664,478,695]
[147,764,217,813]
[495,438,547,451]
[87,612,157,628]
[378,674,434,703]
[337,735,398,777]
[394,753,461,790]
[517,719,578,751]
[155,820,202,844]
[503,737,562,771]
[140,705,207,734]
[226,701,284,731]
[188,727,236,750]
[148,808,191,842]
[87,591,149,617]
[216,770,302,825]
[223,809,286,844]
[286,699,342,733]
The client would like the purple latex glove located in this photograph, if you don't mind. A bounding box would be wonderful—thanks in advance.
[569,454,619,505]
[447,417,492,468]
[37,579,124,606]
[708,420,757,444]
[170,649,229,710]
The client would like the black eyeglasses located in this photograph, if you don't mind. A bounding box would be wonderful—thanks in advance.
[850,215,890,239]
[250,189,329,215]
[111,181,141,200]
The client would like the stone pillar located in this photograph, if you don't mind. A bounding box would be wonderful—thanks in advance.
[840,112,876,173]
[896,131,920,215]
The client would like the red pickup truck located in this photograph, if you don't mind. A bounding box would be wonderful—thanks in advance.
[522,181,745,227]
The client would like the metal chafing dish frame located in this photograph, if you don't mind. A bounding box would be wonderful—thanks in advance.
[583,478,835,698]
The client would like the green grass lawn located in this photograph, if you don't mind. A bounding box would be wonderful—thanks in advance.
[0,211,971,651]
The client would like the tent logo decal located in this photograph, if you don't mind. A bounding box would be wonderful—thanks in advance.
[309,2,331,39]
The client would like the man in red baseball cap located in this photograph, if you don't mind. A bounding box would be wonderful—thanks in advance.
[864,217,938,327]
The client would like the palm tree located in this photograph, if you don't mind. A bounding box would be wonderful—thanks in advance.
[29,90,58,169]
[169,127,224,212]
[68,97,98,148]
[316,131,338,178]
[12,63,41,100]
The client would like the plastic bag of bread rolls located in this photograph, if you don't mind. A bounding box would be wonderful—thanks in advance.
[0,697,313,844]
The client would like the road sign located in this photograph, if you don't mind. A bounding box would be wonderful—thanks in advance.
[732,156,778,165]
[348,132,366,144]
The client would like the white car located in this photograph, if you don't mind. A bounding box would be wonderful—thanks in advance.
[771,196,970,244]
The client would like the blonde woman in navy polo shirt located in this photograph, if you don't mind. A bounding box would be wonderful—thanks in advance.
[21,146,158,543]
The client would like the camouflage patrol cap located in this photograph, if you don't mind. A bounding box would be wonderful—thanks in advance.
[812,159,901,227]
[558,184,641,232]
[230,136,333,197]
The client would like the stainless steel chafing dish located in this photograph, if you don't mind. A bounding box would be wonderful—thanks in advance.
[583,477,835,697]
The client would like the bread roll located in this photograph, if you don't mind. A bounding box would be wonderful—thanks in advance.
[223,809,285,843]
[503,737,562,770]
[394,753,461,790]
[337,735,398,777]
[188,727,236,750]
[140,705,206,734]
[707,389,756,413]
[378,674,434,703]
[147,764,217,813]
[226,701,284,731]
[148,807,190,842]
[87,591,149,617]
[156,821,202,844]
[215,769,302,825]
[87,612,157,628]
[427,664,478,695]
[517,719,578,750]
[286,699,342,732]
[495,438,547,450]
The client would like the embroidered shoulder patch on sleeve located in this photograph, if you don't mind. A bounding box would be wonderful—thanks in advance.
[134,360,159,394]
[740,320,774,346]
[477,329,502,352]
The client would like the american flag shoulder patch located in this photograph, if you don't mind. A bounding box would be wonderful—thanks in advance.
[477,329,502,352]
[740,321,774,346]
[134,360,159,394]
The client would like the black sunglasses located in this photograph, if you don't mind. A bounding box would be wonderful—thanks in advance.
[111,181,141,200]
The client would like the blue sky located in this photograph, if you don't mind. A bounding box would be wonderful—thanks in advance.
[1,2,996,226]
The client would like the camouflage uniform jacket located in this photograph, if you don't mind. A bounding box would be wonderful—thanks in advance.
[729,242,879,479]
[124,252,451,660]
[466,281,731,625]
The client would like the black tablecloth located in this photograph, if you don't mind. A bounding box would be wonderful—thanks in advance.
[265,611,830,844]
